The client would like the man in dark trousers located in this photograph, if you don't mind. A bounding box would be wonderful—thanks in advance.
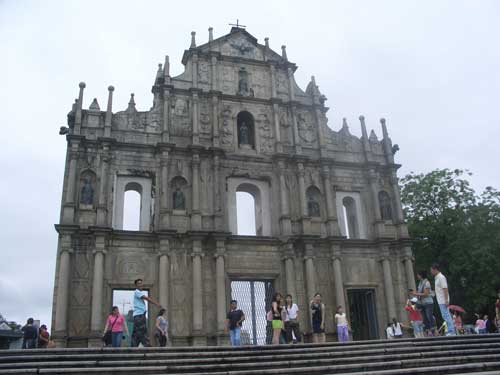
[225,300,245,346]
[131,278,162,347]
[21,318,38,349]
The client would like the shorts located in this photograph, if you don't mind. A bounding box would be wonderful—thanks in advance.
[272,320,283,330]
[412,321,424,335]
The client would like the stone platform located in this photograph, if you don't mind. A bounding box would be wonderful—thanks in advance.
[1,334,499,375]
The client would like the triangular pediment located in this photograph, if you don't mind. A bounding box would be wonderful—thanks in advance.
[194,27,284,63]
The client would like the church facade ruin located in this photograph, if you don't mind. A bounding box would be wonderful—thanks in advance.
[52,26,416,347]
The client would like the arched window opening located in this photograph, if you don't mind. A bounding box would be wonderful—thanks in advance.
[378,191,393,221]
[237,111,255,149]
[343,196,359,239]
[123,183,142,231]
[306,186,322,217]
[236,191,256,235]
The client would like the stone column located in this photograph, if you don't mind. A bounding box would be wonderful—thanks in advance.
[191,154,201,230]
[191,239,206,345]
[214,240,227,344]
[96,145,110,226]
[331,245,346,309]
[380,254,397,321]
[277,160,291,235]
[290,105,301,154]
[283,245,296,298]
[321,165,340,236]
[270,64,277,98]
[89,248,105,345]
[160,150,170,229]
[297,162,310,233]
[192,91,199,144]
[403,247,416,291]
[213,155,223,231]
[54,236,72,346]
[210,54,218,91]
[158,240,170,309]
[272,103,282,152]
[162,87,171,143]
[104,86,114,138]
[212,94,219,147]
[304,245,316,304]
[368,170,385,237]
[390,174,409,238]
[73,82,85,135]
[62,142,80,223]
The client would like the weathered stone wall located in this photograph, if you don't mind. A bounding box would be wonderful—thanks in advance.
[51,27,415,347]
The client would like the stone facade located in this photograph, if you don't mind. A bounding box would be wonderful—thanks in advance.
[51,26,415,347]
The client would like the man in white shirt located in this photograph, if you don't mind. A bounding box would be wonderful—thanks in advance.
[431,263,456,335]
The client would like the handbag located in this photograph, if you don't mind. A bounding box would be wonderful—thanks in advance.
[102,316,119,345]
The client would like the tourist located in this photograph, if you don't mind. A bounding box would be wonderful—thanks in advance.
[155,308,168,347]
[452,312,463,335]
[430,263,456,335]
[496,291,500,332]
[271,293,285,345]
[386,323,395,339]
[335,306,350,342]
[310,293,326,343]
[405,297,424,338]
[391,318,404,339]
[38,325,50,348]
[484,315,492,334]
[474,314,486,334]
[131,278,162,347]
[413,270,435,336]
[21,318,38,349]
[226,300,245,347]
[284,294,301,343]
[103,306,129,348]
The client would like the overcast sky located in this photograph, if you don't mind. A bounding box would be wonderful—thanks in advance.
[1,1,499,330]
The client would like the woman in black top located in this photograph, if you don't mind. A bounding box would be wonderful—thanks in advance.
[271,292,285,345]
[310,293,326,343]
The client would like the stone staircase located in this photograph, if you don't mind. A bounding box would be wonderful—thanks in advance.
[1,334,499,375]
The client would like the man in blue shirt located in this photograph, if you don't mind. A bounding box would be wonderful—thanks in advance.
[131,278,162,347]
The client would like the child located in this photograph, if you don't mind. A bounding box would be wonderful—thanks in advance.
[405,298,424,338]
[335,306,350,342]
[386,323,395,339]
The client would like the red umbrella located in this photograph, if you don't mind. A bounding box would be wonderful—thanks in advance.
[448,305,466,313]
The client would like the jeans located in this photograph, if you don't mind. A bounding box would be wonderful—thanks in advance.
[22,338,37,349]
[230,327,241,346]
[420,304,435,332]
[111,332,123,348]
[337,324,350,342]
[438,304,456,335]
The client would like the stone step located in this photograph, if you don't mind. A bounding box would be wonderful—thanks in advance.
[1,342,499,369]
[2,353,500,375]
[2,347,499,370]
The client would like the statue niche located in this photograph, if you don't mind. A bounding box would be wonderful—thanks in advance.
[378,191,393,221]
[171,176,188,211]
[306,186,321,217]
[237,68,254,97]
[237,111,255,149]
[79,171,96,208]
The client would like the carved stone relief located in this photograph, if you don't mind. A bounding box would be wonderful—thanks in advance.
[279,107,292,145]
[276,71,288,95]
[171,98,191,136]
[199,101,211,134]
[297,110,316,144]
[198,61,209,83]
[221,105,234,147]
[257,112,273,154]
[222,66,235,94]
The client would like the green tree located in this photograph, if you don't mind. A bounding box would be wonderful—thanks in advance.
[400,169,500,319]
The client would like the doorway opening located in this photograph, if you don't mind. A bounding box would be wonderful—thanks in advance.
[112,289,149,347]
[347,288,379,340]
[230,280,274,345]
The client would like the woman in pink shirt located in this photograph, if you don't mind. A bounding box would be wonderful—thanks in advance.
[103,306,129,347]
